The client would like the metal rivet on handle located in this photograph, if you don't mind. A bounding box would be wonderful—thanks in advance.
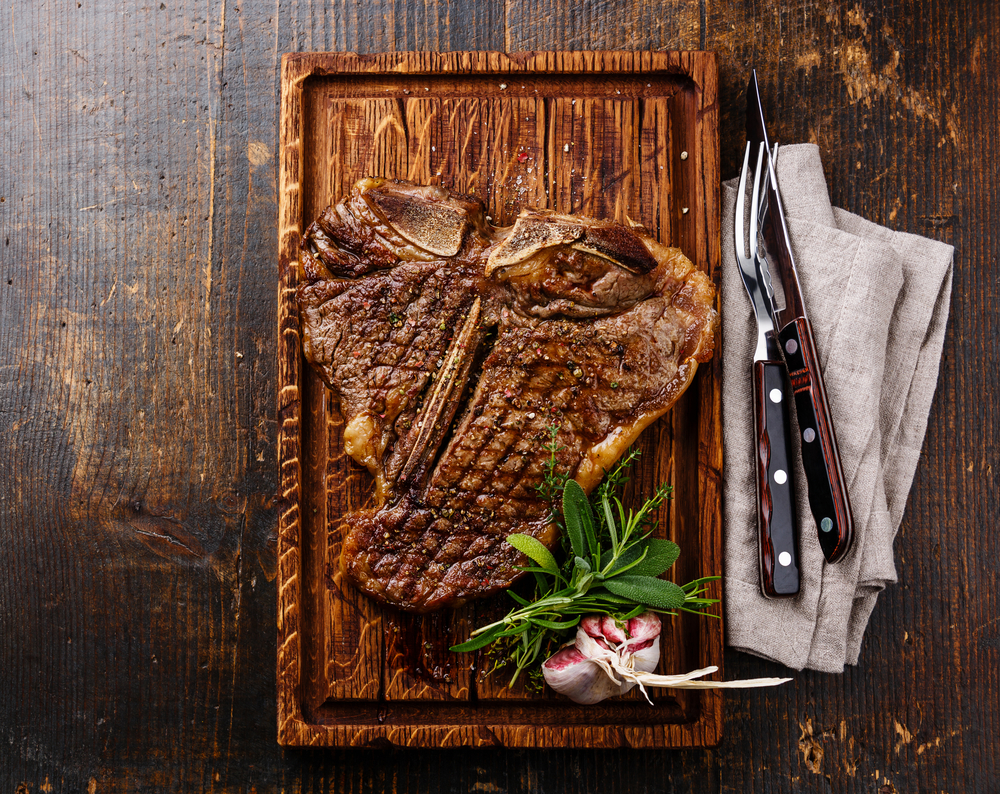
[803,427,816,443]
[785,339,799,355]
[773,469,787,485]
[820,517,833,532]
[769,388,782,403]
[778,551,792,567]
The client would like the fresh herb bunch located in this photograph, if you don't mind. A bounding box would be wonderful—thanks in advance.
[450,439,720,687]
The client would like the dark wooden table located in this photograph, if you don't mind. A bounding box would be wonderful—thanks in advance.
[2,1,996,790]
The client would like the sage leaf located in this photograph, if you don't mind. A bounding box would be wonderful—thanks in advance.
[627,539,681,578]
[563,479,597,559]
[604,575,687,610]
[560,482,588,559]
[602,543,646,574]
[506,533,559,575]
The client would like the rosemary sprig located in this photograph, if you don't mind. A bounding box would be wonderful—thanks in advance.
[450,445,720,687]
[534,423,567,514]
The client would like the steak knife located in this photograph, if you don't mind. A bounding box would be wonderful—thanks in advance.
[746,71,855,563]
[735,142,800,597]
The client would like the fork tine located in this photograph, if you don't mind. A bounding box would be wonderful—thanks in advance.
[749,142,766,260]
[735,142,751,258]
[755,143,778,233]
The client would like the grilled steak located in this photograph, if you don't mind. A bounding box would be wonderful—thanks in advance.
[298,178,717,612]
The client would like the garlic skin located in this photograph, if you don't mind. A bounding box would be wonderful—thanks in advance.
[542,612,791,704]
[539,644,624,705]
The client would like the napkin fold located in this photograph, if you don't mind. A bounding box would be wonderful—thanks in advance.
[722,144,953,672]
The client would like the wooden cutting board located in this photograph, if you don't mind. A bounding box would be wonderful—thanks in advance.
[277,50,721,748]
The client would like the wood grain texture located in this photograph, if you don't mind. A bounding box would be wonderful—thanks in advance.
[276,49,722,748]
[1,0,996,788]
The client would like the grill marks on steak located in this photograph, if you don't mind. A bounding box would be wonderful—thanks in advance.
[298,178,718,612]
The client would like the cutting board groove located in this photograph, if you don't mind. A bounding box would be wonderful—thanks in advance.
[277,50,721,748]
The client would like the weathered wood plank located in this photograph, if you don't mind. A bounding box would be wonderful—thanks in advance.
[0,0,285,787]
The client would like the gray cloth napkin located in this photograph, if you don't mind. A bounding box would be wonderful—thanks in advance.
[722,144,953,672]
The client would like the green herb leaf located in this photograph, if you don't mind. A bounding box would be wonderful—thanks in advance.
[518,565,565,577]
[560,480,588,558]
[574,572,594,594]
[603,575,687,610]
[601,542,645,574]
[507,589,532,606]
[682,575,721,593]
[563,479,597,559]
[584,590,641,605]
[506,533,559,575]
[618,604,647,621]
[627,539,681,578]
[601,493,619,550]
[528,616,582,630]
[449,624,505,652]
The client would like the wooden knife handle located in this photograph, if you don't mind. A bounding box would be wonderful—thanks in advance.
[753,360,800,597]
[777,317,855,563]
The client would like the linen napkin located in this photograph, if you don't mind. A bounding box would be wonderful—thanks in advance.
[722,144,953,672]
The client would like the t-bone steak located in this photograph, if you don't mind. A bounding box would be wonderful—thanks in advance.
[297,178,718,613]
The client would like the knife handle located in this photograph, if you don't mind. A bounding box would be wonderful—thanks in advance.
[777,318,855,563]
[753,360,800,597]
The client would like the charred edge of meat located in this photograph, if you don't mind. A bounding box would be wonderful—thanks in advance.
[300,203,406,281]
[573,223,659,274]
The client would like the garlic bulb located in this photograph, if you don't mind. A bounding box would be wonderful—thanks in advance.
[542,614,662,704]
[542,612,790,704]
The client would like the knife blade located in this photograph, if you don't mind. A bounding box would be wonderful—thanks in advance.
[735,141,800,597]
[746,70,855,564]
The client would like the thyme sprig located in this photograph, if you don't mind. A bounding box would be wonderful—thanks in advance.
[450,445,719,687]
